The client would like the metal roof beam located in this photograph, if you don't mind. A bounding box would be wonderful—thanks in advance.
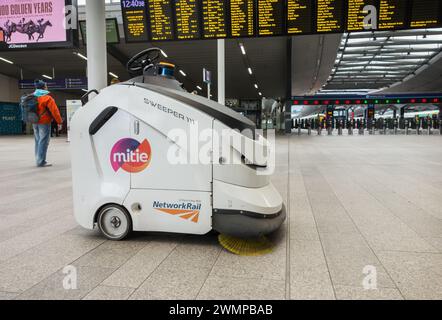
[340,55,432,61]
[340,48,442,54]
[345,40,442,47]
[348,30,442,39]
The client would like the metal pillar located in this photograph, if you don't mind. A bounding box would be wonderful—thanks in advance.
[86,0,107,92]
[217,39,225,105]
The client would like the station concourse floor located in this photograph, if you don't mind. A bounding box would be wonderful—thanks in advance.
[0,134,441,300]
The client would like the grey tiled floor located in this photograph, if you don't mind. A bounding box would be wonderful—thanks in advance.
[0,135,441,300]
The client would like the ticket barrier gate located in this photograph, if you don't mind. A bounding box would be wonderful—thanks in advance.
[327,119,333,136]
[338,120,343,136]
[348,120,353,135]
[394,119,398,135]
[357,120,364,135]
[367,119,374,135]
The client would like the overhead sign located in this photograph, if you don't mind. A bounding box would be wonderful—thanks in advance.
[19,78,87,90]
[79,18,120,45]
[121,0,149,42]
[292,94,442,106]
[121,0,442,42]
[0,0,78,50]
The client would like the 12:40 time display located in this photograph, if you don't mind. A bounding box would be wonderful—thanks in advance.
[122,0,146,9]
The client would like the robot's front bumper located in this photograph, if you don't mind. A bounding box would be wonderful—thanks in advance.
[212,204,286,238]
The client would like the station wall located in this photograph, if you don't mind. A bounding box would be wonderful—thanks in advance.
[0,74,20,103]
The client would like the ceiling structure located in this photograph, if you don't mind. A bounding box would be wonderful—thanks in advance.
[291,33,342,96]
[323,29,442,94]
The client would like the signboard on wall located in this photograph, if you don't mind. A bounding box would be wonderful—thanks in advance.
[121,0,442,43]
[19,78,87,90]
[0,0,78,50]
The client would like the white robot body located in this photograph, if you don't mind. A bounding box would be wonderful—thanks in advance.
[71,60,285,239]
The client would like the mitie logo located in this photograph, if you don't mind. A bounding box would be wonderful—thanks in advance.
[110,138,151,173]
[153,201,201,223]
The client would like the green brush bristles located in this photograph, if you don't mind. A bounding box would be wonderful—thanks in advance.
[218,234,274,256]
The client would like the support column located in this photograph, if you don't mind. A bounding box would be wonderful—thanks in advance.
[86,0,107,92]
[284,37,293,134]
[217,39,225,105]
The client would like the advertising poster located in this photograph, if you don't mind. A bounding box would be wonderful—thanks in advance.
[0,0,72,49]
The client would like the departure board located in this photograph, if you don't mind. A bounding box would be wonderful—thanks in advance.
[257,0,285,36]
[230,0,255,37]
[347,0,378,31]
[201,0,228,38]
[121,0,149,42]
[175,0,201,40]
[410,0,441,29]
[378,0,407,30]
[317,0,344,33]
[147,0,174,40]
[119,0,442,42]
[287,0,313,34]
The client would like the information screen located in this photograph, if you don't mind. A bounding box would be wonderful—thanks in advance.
[230,0,255,37]
[147,0,174,40]
[287,0,313,34]
[347,0,378,31]
[121,0,149,42]
[119,0,442,42]
[80,18,120,44]
[0,0,77,50]
[201,0,227,39]
[378,0,407,30]
[410,0,441,29]
[317,0,344,33]
[257,0,285,36]
[174,0,200,40]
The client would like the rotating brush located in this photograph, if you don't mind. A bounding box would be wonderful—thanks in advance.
[218,234,274,256]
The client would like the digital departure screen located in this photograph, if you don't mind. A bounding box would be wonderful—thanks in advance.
[378,0,407,30]
[201,0,227,39]
[230,0,255,37]
[317,0,344,33]
[147,0,174,41]
[410,0,441,29]
[347,0,378,31]
[119,0,442,42]
[121,0,149,42]
[174,0,200,40]
[257,0,285,36]
[287,0,313,34]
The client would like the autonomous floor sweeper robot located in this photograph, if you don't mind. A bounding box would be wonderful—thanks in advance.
[70,48,285,245]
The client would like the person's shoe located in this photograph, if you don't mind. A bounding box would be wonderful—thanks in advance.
[38,163,53,168]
